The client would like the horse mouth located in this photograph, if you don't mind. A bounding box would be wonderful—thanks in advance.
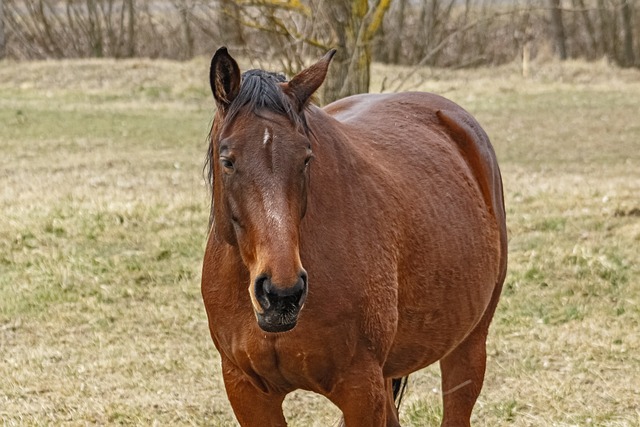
[255,307,300,333]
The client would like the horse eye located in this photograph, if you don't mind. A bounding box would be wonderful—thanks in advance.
[220,158,235,174]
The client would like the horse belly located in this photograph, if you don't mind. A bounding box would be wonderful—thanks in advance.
[383,182,501,378]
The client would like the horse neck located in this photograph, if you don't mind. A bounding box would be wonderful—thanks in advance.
[304,105,366,199]
[305,105,354,163]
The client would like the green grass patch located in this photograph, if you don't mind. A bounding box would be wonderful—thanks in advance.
[1,58,639,425]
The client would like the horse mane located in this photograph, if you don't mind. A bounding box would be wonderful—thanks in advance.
[204,69,309,229]
[226,69,307,130]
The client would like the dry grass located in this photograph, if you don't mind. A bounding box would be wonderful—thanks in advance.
[1,57,639,426]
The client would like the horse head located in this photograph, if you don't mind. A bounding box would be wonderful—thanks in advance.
[207,47,335,333]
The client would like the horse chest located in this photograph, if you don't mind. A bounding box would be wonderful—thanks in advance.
[229,332,335,393]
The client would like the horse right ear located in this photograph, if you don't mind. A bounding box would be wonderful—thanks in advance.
[284,49,336,112]
[210,47,241,113]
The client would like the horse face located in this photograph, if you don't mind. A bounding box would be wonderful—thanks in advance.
[208,47,335,333]
[217,113,312,332]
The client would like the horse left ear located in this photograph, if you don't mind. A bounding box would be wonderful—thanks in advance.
[284,49,336,112]
[210,47,241,114]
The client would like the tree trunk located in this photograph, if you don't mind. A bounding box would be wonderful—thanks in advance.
[218,0,244,47]
[0,0,6,59]
[549,0,567,60]
[390,0,406,64]
[457,0,472,64]
[322,0,366,104]
[610,0,619,62]
[321,0,390,104]
[87,0,104,57]
[180,2,193,59]
[597,0,617,60]
[339,37,371,101]
[620,0,635,66]
[574,0,597,58]
[127,0,134,57]
[323,38,370,104]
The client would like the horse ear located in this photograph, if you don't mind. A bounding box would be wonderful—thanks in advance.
[210,47,241,113]
[284,49,336,111]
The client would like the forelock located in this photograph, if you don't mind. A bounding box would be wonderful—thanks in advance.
[223,69,306,131]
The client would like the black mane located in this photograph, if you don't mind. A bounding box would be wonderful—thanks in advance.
[204,69,308,229]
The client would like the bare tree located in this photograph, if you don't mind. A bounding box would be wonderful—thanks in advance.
[127,0,135,57]
[207,0,391,103]
[86,0,104,57]
[321,0,391,102]
[0,0,5,59]
[549,0,567,59]
[573,0,597,58]
[2,0,639,71]
[392,0,406,64]
[620,0,635,66]
[216,0,245,47]
[174,0,195,58]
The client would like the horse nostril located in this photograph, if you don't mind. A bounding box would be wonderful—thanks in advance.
[297,271,308,306]
[254,274,272,311]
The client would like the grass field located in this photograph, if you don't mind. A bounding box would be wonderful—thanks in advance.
[1,56,639,426]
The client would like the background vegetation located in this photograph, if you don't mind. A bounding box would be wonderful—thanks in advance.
[1,56,639,425]
[1,0,640,101]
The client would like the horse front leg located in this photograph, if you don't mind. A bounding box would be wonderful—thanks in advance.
[221,357,287,427]
[329,364,400,427]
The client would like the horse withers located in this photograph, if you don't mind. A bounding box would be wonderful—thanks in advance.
[201,47,507,427]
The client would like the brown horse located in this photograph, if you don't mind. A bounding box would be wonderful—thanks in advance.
[201,47,507,427]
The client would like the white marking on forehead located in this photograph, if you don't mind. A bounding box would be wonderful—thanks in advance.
[262,187,287,233]
[263,128,271,145]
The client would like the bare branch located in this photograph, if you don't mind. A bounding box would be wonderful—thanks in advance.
[232,0,310,15]
[365,0,392,40]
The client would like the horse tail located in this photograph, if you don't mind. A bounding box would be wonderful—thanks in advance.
[392,376,409,409]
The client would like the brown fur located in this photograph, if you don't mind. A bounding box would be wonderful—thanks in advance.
[202,48,507,427]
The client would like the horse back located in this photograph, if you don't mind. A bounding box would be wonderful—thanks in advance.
[324,91,506,240]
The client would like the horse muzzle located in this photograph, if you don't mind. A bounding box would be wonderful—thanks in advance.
[253,271,308,333]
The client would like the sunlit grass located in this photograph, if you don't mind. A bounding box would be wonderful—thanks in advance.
[1,57,639,425]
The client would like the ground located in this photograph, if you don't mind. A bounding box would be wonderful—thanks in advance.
[0,57,639,426]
